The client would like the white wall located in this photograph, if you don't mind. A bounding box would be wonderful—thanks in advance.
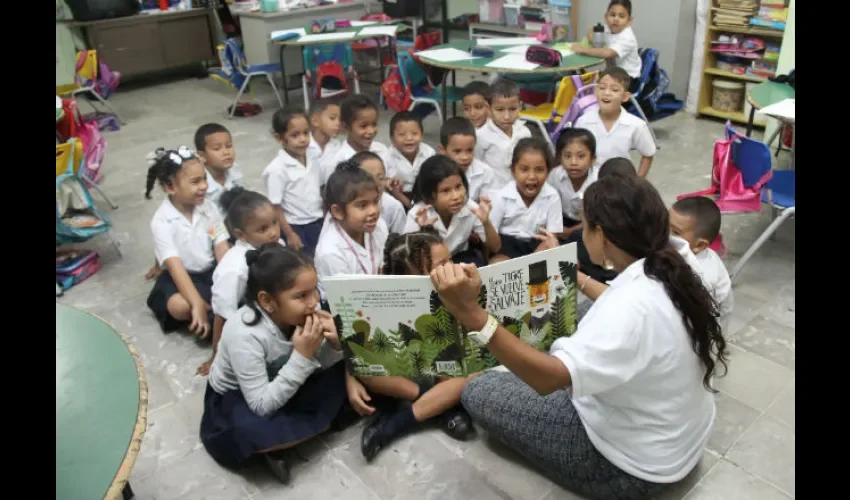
[579,0,695,99]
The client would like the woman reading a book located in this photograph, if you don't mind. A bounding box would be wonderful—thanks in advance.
[429,175,729,500]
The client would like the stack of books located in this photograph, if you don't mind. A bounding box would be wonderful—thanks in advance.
[713,0,759,28]
[749,0,788,30]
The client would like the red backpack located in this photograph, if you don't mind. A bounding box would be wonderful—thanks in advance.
[380,66,412,113]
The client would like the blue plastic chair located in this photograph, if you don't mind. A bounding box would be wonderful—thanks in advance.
[397,51,464,123]
[728,127,795,283]
[209,38,283,119]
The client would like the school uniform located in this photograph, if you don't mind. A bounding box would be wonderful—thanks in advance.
[465,158,499,203]
[474,119,532,186]
[308,135,343,174]
[319,140,389,186]
[147,198,229,331]
[605,25,642,82]
[262,149,324,256]
[547,165,598,227]
[695,248,734,331]
[315,218,388,281]
[549,250,715,483]
[201,306,347,466]
[380,143,437,194]
[403,200,487,266]
[489,181,563,259]
[211,239,286,321]
[381,191,406,234]
[205,164,245,208]
[574,110,656,169]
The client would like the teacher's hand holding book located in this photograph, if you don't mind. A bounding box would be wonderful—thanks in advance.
[430,263,488,330]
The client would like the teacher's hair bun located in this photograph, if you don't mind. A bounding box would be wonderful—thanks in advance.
[335,159,360,173]
[245,249,260,266]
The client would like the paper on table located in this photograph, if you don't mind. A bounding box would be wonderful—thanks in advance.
[499,45,530,54]
[349,20,379,27]
[477,37,540,46]
[485,54,540,71]
[553,43,575,57]
[358,25,399,37]
[417,47,481,62]
[270,27,306,40]
[757,98,795,123]
[298,32,357,43]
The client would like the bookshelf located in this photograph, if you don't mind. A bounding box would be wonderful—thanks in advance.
[697,0,788,127]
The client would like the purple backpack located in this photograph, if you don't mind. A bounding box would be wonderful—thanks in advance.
[549,75,599,145]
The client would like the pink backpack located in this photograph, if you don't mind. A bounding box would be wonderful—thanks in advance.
[56,249,101,291]
[677,129,772,213]
[67,100,106,183]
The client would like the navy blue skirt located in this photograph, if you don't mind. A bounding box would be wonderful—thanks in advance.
[290,218,324,257]
[146,267,215,332]
[200,361,347,467]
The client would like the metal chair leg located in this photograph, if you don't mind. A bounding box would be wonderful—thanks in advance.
[81,88,126,125]
[302,76,311,110]
[264,73,284,108]
[80,171,119,210]
[229,76,253,119]
[629,95,659,149]
[729,206,795,283]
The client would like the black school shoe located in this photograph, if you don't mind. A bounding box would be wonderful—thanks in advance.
[441,405,475,441]
[361,412,389,461]
[263,451,291,484]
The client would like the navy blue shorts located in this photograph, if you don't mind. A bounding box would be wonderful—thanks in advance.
[146,267,215,332]
[497,234,538,260]
[290,218,324,257]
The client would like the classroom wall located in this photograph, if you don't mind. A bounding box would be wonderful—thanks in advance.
[578,0,696,99]
[765,0,794,140]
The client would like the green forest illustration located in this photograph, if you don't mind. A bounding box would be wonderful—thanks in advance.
[332,260,578,378]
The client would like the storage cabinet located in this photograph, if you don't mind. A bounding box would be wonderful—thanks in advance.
[62,8,217,78]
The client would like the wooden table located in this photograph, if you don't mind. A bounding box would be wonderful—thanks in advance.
[416,40,603,119]
[56,304,148,500]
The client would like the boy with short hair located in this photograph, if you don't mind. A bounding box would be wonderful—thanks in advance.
[670,197,734,328]
[462,81,490,130]
[474,78,532,185]
[381,111,436,209]
[439,117,498,203]
[308,99,343,165]
[194,123,244,206]
[573,67,656,177]
[598,156,637,179]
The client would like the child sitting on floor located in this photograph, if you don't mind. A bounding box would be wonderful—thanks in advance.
[670,196,735,329]
[573,67,656,177]
[474,78,532,186]
[382,111,436,210]
[263,107,324,256]
[598,156,638,178]
[307,99,343,167]
[462,80,490,131]
[144,147,231,337]
[201,243,365,483]
[404,155,500,266]
[197,187,285,376]
[356,227,475,461]
[319,94,388,185]
[547,128,598,242]
[439,117,498,204]
[196,123,244,206]
[352,151,406,234]
[488,138,563,262]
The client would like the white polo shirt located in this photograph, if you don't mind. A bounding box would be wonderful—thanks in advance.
[381,191,406,234]
[475,119,532,186]
[547,165,598,221]
[574,110,656,168]
[150,198,229,273]
[308,135,343,173]
[205,164,244,208]
[262,149,323,226]
[211,239,286,321]
[319,139,389,186]
[465,158,499,203]
[695,248,734,328]
[606,25,642,79]
[314,218,388,280]
[381,143,437,192]
[549,255,716,483]
[402,200,486,255]
[489,181,563,239]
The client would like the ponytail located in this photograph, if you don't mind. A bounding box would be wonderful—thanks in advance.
[144,146,197,199]
[382,226,443,276]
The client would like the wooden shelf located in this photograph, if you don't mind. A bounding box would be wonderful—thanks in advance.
[699,106,766,127]
[708,25,785,37]
[704,67,767,83]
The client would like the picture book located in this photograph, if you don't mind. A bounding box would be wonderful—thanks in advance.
[325,244,578,378]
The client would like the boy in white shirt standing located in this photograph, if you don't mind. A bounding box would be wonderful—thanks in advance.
[571,0,642,92]
[670,197,735,330]
[381,111,436,210]
[474,78,532,186]
[307,99,343,169]
[573,67,656,177]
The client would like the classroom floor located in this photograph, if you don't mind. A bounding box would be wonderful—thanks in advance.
[58,76,795,500]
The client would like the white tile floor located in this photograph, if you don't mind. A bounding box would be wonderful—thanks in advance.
[58,76,794,499]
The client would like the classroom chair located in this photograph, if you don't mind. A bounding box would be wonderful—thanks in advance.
[56,50,126,125]
[624,48,670,149]
[209,38,283,119]
[519,72,599,150]
[397,50,464,123]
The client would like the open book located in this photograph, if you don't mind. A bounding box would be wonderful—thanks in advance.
[325,244,578,377]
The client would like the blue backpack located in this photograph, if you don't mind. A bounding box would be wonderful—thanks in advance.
[626,48,683,121]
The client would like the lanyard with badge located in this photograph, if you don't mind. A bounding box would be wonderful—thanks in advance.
[334,222,376,274]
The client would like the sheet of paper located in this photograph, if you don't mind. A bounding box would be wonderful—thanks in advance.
[358,25,399,37]
[499,45,530,54]
[757,98,795,122]
[349,20,378,27]
[485,54,540,71]
[298,32,357,43]
[269,27,306,40]
[417,47,481,62]
[553,43,575,57]
[477,37,540,46]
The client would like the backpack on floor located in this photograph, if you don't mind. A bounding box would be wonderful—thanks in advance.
[56,249,101,290]
[380,65,412,112]
[627,48,683,121]
[56,140,113,246]
[57,98,107,184]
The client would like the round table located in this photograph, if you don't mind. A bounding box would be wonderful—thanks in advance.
[745,80,795,170]
[272,23,409,106]
[417,40,604,118]
[56,304,148,500]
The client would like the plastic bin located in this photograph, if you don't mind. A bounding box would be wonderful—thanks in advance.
[711,79,745,113]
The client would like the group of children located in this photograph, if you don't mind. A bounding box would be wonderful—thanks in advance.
[141,28,733,481]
